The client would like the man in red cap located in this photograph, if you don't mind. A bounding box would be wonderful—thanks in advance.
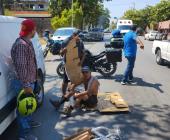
[11,19,40,140]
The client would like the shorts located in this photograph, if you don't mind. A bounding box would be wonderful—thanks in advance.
[63,68,70,83]
[80,95,98,107]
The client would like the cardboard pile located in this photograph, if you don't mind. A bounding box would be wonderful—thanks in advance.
[97,92,129,113]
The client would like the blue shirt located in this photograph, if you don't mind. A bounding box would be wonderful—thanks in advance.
[123,31,137,57]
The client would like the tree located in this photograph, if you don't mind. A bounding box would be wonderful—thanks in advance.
[151,0,170,22]
[49,0,112,29]
[51,1,83,29]
[122,0,170,29]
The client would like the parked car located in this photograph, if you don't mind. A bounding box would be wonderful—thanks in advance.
[0,15,45,134]
[52,27,77,42]
[144,30,158,41]
[152,39,170,65]
[155,32,163,40]
[85,28,104,41]
[79,30,88,41]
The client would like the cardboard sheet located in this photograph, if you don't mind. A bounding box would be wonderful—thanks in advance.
[97,92,129,113]
[65,38,83,85]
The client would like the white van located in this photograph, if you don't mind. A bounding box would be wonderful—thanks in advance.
[117,19,133,35]
[0,16,45,134]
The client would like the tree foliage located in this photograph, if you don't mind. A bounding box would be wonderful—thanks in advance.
[51,1,83,29]
[49,0,111,29]
[122,0,170,29]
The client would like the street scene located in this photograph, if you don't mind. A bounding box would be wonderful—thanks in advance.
[0,0,170,140]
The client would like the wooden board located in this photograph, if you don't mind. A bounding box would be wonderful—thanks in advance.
[97,92,129,113]
[64,129,92,140]
[65,38,83,85]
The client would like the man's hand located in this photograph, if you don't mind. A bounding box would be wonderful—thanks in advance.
[140,45,144,50]
[62,48,67,54]
[60,48,67,56]
[24,87,33,93]
[74,93,80,98]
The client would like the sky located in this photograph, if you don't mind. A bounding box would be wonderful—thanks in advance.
[104,0,161,20]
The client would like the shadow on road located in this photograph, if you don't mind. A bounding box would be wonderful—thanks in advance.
[114,74,164,93]
[54,104,170,140]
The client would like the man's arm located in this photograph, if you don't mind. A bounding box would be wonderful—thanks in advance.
[75,80,99,98]
[133,33,144,49]
[136,37,144,49]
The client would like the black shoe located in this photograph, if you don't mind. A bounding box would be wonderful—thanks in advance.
[30,121,41,128]
[49,99,61,109]
[128,79,136,84]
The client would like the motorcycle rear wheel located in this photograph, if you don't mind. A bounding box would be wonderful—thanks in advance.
[98,61,117,77]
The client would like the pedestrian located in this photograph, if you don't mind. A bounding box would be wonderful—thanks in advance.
[11,19,41,140]
[121,25,144,85]
[49,30,86,108]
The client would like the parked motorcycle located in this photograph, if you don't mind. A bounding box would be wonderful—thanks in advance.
[56,49,117,77]
[43,30,61,58]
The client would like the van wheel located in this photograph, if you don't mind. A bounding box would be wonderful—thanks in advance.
[156,49,164,65]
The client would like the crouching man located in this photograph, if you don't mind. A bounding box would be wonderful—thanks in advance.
[51,66,100,116]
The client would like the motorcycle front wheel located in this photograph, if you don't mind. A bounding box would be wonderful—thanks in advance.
[43,48,49,58]
[98,61,117,77]
[56,62,65,77]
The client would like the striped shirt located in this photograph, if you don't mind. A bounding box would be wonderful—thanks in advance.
[11,37,37,88]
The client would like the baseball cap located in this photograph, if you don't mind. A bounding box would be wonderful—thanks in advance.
[19,19,36,37]
[81,66,90,72]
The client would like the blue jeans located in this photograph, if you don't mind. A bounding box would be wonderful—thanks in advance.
[12,80,35,137]
[122,56,136,82]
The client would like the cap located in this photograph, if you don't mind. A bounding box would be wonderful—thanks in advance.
[81,66,90,72]
[19,19,36,37]
[73,30,80,36]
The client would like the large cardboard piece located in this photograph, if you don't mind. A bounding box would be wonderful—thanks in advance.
[97,92,129,113]
[65,38,83,85]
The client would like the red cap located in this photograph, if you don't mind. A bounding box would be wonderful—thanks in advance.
[19,19,36,37]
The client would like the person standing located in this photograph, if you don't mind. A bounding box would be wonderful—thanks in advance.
[11,19,41,140]
[50,31,86,108]
[121,25,144,85]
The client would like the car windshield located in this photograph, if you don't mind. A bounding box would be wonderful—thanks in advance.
[53,29,74,36]
[118,25,131,30]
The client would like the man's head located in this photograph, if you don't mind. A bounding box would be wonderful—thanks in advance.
[131,25,137,32]
[19,19,36,38]
[81,66,91,81]
[72,30,80,40]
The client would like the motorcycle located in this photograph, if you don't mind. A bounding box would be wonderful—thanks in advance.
[43,32,61,58]
[56,49,117,77]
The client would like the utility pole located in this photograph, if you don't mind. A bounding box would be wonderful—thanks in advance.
[71,0,74,27]
[132,2,135,10]
[0,0,4,15]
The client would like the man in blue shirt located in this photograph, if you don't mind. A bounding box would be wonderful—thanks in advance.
[121,25,144,85]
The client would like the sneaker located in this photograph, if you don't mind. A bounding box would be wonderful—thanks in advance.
[49,99,61,109]
[128,79,136,84]
[60,107,73,116]
[121,81,127,85]
[19,134,38,140]
[30,121,41,128]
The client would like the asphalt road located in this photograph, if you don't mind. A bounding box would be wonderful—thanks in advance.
[1,33,170,140]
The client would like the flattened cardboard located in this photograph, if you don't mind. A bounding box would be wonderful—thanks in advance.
[65,38,83,85]
[97,92,129,113]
